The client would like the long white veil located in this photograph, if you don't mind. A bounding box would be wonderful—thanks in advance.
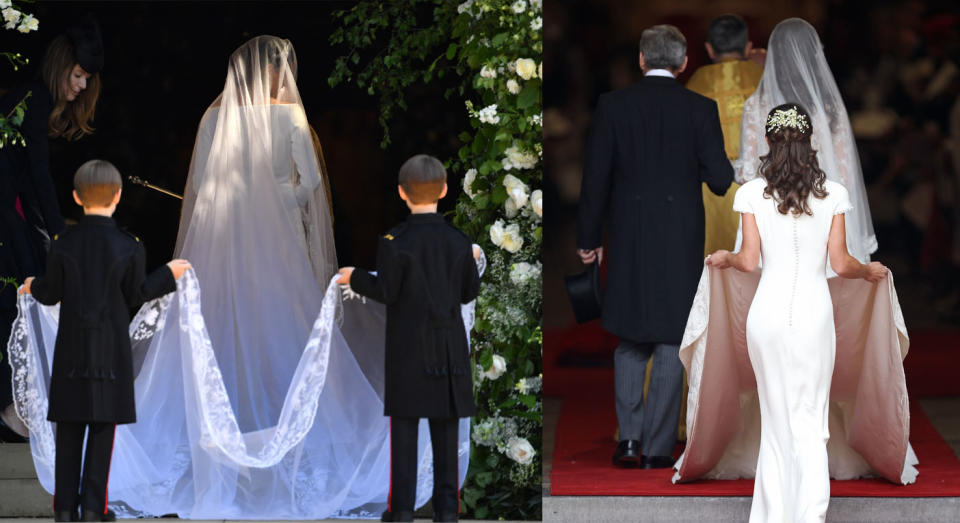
[736,18,877,262]
[7,36,480,519]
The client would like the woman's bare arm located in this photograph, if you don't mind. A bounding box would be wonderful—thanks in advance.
[706,213,760,272]
[828,214,887,282]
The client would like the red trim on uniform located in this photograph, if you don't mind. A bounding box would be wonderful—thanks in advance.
[104,425,116,515]
[457,445,461,515]
[387,418,393,513]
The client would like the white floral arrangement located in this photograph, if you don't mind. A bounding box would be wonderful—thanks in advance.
[765,105,810,134]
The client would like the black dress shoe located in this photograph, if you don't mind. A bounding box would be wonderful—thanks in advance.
[381,509,414,522]
[611,439,640,467]
[434,511,458,522]
[54,509,78,522]
[641,455,676,469]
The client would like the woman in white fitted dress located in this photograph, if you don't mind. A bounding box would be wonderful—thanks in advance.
[705,104,888,523]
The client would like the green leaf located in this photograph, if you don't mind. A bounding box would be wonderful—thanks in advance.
[517,83,539,109]
[519,394,537,408]
[473,193,489,210]
[458,131,472,143]
[446,42,458,60]
[491,184,508,205]
[475,505,489,519]
[491,32,509,47]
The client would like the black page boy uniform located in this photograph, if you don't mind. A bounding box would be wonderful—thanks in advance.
[26,161,179,522]
[350,214,481,522]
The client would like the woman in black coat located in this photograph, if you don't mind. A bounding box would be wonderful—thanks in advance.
[0,16,104,442]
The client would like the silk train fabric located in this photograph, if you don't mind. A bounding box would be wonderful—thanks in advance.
[673,265,917,486]
[8,266,483,518]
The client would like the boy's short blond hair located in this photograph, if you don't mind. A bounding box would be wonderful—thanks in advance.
[398,154,446,205]
[74,159,122,207]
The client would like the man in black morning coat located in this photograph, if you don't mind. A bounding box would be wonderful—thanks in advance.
[342,154,481,523]
[23,160,187,521]
[576,25,733,469]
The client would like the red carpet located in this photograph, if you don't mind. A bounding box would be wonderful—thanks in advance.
[549,368,960,497]
[544,326,960,397]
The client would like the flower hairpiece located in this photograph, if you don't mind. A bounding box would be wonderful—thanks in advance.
[765,106,810,134]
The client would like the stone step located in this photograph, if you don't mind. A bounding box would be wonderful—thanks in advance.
[0,478,51,517]
[544,496,960,523]
[0,443,37,479]
[0,442,50,517]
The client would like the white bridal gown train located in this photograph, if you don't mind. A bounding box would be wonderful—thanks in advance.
[6,35,484,519]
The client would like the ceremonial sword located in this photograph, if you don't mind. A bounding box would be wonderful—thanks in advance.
[128,175,183,200]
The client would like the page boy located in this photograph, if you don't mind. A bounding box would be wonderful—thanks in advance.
[337,154,481,523]
[20,159,190,522]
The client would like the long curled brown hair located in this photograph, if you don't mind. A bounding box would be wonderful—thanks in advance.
[758,103,828,216]
[42,35,100,141]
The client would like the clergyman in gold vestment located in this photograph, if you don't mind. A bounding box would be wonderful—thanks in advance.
[686,15,764,256]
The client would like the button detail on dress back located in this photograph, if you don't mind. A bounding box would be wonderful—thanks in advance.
[788,215,799,327]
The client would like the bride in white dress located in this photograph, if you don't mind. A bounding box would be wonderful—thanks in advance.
[705,104,887,522]
[7,36,480,519]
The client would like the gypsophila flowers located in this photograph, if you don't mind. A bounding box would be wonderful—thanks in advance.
[515,375,542,394]
[509,262,541,285]
[506,79,520,94]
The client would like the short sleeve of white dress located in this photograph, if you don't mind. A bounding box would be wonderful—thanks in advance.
[831,182,854,215]
[733,179,757,214]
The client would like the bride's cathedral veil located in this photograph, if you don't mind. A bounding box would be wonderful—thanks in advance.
[7,35,476,519]
[736,18,877,262]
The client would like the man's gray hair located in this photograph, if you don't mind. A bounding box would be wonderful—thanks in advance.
[639,25,687,70]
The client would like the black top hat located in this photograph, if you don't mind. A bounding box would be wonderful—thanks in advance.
[564,262,603,324]
[66,14,103,74]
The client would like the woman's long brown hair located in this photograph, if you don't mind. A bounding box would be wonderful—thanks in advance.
[759,103,828,216]
[41,35,100,141]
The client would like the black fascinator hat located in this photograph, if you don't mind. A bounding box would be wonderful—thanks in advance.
[66,14,104,74]
[564,262,603,324]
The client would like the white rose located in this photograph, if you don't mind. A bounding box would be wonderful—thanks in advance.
[530,17,542,31]
[0,1,11,10]
[456,0,474,14]
[506,79,520,94]
[480,65,497,79]
[530,0,542,10]
[538,62,542,79]
[502,144,538,170]
[500,223,524,253]
[506,436,536,465]
[511,0,527,14]
[463,168,478,199]
[531,189,542,218]
[2,7,21,24]
[17,13,36,33]
[504,197,519,218]
[515,58,537,80]
[489,219,506,247]
[502,174,529,208]
[483,354,507,380]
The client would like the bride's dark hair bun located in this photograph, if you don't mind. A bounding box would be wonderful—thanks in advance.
[759,103,828,216]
